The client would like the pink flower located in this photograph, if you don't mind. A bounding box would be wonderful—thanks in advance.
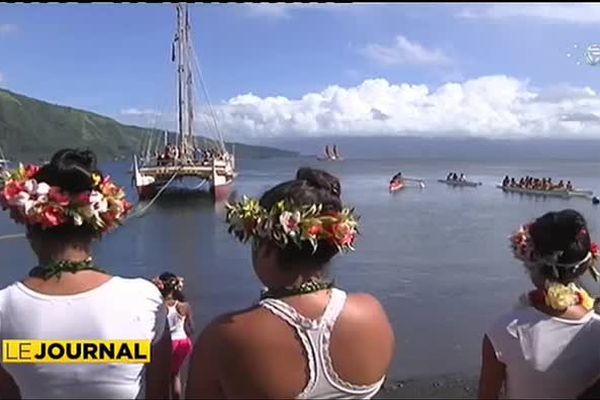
[24,165,40,179]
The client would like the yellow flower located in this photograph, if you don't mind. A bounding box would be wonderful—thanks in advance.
[91,173,102,188]
[545,282,577,311]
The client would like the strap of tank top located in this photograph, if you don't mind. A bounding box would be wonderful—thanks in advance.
[259,297,319,397]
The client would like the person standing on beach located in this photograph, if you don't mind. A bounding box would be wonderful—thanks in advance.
[186,167,395,399]
[0,149,171,399]
[478,209,600,399]
[153,272,194,400]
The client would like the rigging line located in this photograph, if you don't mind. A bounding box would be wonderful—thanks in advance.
[188,37,226,154]
[0,233,25,241]
[128,167,182,219]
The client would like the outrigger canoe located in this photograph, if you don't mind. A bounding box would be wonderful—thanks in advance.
[438,179,481,188]
[496,185,593,199]
[389,181,405,193]
[389,178,425,193]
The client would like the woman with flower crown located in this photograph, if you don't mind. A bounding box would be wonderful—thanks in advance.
[478,209,600,399]
[0,149,170,398]
[185,167,395,399]
[152,272,194,400]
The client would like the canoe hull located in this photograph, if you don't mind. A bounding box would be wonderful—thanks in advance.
[438,179,480,187]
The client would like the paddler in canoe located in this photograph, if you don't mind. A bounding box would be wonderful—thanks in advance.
[389,172,404,192]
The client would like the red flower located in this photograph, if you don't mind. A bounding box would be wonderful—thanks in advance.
[24,165,40,179]
[48,187,70,207]
[41,205,66,228]
[308,225,322,237]
[331,222,355,247]
[2,181,25,203]
[74,192,90,205]
[592,242,599,256]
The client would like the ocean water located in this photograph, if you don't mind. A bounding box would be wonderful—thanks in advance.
[2,156,600,381]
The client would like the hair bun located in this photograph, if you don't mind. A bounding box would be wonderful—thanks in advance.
[37,148,99,193]
[296,167,341,198]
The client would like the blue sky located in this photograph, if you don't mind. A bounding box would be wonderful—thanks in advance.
[1,3,600,140]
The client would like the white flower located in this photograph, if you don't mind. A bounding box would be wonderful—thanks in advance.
[279,211,301,235]
[11,191,30,207]
[23,179,37,195]
[35,183,50,196]
[89,191,108,213]
[72,213,83,226]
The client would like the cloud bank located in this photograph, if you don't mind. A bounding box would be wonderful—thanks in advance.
[121,75,600,140]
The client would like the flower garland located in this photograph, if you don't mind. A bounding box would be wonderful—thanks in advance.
[0,164,132,233]
[225,196,359,253]
[510,223,600,311]
[152,275,184,293]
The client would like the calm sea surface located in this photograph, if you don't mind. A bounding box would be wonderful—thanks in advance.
[2,157,600,380]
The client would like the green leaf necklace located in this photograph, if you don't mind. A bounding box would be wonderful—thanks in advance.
[29,258,106,280]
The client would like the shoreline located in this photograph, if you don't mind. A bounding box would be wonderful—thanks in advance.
[376,373,479,399]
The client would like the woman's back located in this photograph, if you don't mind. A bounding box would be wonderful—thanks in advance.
[0,276,166,399]
[487,306,600,399]
[202,289,394,399]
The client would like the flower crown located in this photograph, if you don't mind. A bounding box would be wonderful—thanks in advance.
[225,196,359,253]
[152,276,184,293]
[0,164,133,233]
[510,223,600,280]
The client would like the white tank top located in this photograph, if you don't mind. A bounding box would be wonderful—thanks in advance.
[167,301,188,341]
[487,305,600,399]
[259,288,385,399]
[0,276,167,399]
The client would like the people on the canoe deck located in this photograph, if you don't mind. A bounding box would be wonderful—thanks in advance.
[153,272,194,400]
[502,175,578,192]
[446,172,467,182]
[478,209,600,399]
[186,167,395,399]
[0,149,170,399]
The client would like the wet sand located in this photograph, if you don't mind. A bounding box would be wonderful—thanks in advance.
[376,374,478,399]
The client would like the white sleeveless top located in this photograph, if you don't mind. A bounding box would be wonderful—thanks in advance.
[259,288,385,399]
[487,305,600,399]
[0,276,167,399]
[167,301,188,341]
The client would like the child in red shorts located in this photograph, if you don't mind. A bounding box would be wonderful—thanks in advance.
[153,272,194,400]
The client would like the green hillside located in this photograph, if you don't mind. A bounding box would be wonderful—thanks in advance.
[0,88,297,161]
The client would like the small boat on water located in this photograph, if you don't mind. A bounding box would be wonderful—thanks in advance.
[438,179,481,188]
[389,174,425,193]
[389,180,405,193]
[497,185,593,199]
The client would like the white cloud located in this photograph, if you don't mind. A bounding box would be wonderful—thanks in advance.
[120,76,600,140]
[359,35,451,66]
[120,108,161,116]
[0,24,17,36]
[457,4,600,24]
[242,3,350,19]
[189,75,600,140]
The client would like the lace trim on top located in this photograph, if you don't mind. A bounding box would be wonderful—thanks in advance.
[259,300,318,398]
[259,288,386,397]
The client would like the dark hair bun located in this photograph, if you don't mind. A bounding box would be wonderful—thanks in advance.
[530,209,590,266]
[36,148,100,193]
[296,167,341,197]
